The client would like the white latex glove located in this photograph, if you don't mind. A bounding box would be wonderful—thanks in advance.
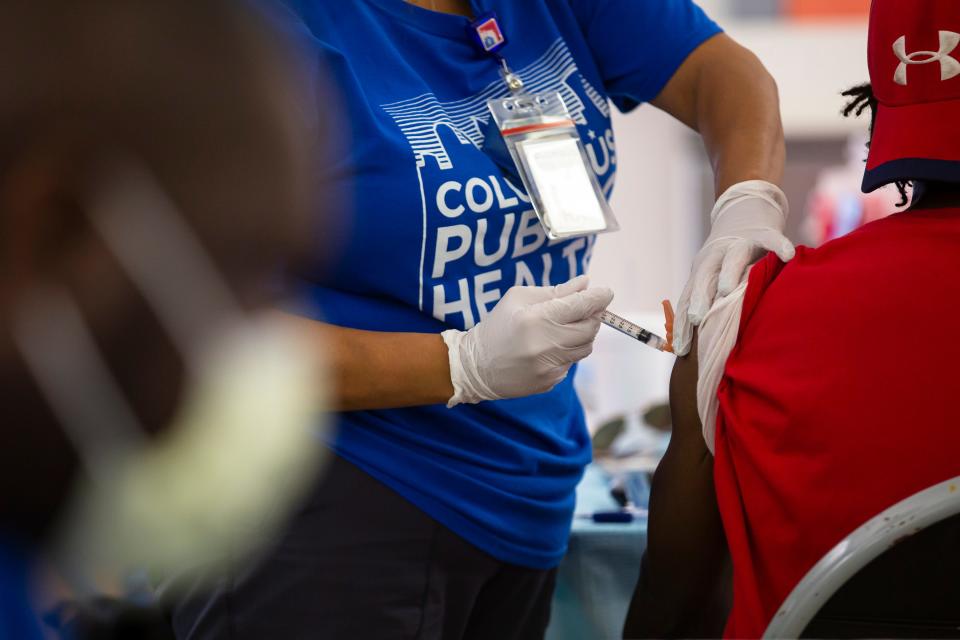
[696,281,748,454]
[673,180,794,356]
[442,275,614,407]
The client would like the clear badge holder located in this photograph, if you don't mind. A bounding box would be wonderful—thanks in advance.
[488,91,619,240]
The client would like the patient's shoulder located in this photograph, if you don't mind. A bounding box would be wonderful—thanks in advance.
[736,251,790,335]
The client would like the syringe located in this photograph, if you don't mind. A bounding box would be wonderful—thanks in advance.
[600,309,670,352]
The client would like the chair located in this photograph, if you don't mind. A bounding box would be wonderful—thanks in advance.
[764,475,960,639]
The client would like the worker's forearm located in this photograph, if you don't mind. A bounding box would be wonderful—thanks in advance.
[698,41,785,195]
[281,315,454,411]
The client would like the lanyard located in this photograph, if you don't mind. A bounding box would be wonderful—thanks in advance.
[468,12,524,93]
[477,11,619,240]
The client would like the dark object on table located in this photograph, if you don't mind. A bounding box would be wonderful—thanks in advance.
[610,483,629,508]
[586,510,635,524]
[610,471,652,512]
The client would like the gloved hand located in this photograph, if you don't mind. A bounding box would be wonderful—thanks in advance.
[673,180,794,356]
[442,275,614,407]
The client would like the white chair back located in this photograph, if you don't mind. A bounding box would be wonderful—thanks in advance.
[763,475,960,639]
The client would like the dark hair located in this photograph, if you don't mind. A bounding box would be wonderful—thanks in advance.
[841,83,911,206]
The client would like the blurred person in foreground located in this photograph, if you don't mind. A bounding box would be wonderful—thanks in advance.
[0,0,329,636]
[624,0,960,637]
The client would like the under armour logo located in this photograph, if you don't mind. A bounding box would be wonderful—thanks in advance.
[893,31,960,85]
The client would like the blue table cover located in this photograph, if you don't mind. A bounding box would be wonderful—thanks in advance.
[546,465,648,640]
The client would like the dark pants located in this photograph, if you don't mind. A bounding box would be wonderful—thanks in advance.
[168,455,557,640]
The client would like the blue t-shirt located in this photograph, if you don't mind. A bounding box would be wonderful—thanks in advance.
[286,0,720,569]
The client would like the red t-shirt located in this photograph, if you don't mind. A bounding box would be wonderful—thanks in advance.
[714,206,960,638]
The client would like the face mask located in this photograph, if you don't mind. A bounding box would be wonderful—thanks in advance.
[11,163,326,592]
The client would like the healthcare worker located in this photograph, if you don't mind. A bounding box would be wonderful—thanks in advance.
[171,1,792,638]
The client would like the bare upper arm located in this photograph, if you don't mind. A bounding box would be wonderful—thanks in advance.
[623,335,731,638]
[668,333,704,447]
[649,32,736,131]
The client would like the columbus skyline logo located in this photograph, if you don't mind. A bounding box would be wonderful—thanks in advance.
[381,39,610,171]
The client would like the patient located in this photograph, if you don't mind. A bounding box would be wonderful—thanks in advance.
[624,0,960,637]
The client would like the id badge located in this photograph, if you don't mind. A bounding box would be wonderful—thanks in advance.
[488,92,619,240]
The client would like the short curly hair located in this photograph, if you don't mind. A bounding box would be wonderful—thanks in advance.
[841,83,911,206]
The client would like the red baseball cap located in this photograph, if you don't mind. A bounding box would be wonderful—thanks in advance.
[864,0,960,192]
